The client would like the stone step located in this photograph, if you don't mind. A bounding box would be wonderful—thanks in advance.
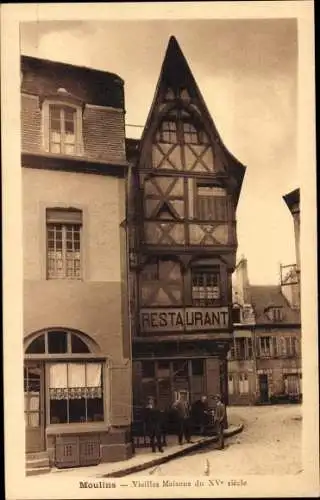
[26,451,48,461]
[26,458,49,468]
[26,467,51,477]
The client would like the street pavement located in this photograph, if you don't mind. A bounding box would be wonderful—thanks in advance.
[132,404,302,476]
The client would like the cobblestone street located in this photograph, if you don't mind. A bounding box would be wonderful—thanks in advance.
[133,405,302,476]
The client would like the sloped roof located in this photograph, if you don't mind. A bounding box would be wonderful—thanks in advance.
[138,36,246,206]
[249,285,300,325]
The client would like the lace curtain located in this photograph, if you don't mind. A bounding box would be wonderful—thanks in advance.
[49,363,102,400]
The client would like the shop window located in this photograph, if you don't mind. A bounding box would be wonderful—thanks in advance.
[192,359,204,376]
[191,268,220,306]
[196,184,228,221]
[173,360,188,377]
[141,361,155,378]
[24,330,104,427]
[47,209,82,280]
[49,362,103,424]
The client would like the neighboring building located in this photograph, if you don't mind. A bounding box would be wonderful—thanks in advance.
[22,56,133,469]
[282,188,300,309]
[229,256,301,405]
[127,36,246,416]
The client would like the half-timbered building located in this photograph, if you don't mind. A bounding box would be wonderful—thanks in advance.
[127,37,246,416]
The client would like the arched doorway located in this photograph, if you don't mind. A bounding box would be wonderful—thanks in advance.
[24,329,105,454]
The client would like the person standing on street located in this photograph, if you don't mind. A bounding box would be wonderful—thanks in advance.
[144,396,164,453]
[172,393,192,445]
[213,394,226,449]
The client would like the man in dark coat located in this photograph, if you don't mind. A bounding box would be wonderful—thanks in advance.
[212,394,226,449]
[144,397,164,453]
[172,393,192,445]
[192,395,210,435]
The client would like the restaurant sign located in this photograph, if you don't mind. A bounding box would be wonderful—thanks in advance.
[140,307,229,334]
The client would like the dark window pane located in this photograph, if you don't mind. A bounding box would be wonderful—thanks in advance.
[158,360,170,370]
[87,398,104,422]
[50,399,68,424]
[173,360,188,377]
[71,334,90,353]
[141,361,155,378]
[232,308,241,323]
[192,359,204,376]
[48,331,68,354]
[26,335,45,354]
[69,398,86,423]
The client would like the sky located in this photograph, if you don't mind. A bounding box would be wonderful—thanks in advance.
[20,19,299,285]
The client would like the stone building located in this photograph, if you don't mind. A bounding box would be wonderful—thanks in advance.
[21,55,132,469]
[126,36,246,416]
[229,231,301,405]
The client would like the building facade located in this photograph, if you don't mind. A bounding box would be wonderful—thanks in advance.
[22,56,133,468]
[127,37,246,417]
[229,255,301,405]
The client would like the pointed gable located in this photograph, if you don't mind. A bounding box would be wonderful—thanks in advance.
[138,36,246,206]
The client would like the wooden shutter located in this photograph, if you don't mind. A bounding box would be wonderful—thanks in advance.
[42,101,50,152]
[46,208,82,224]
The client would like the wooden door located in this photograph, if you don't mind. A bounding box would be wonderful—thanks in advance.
[259,374,269,403]
[24,362,45,453]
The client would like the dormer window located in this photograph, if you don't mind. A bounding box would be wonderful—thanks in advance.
[49,105,77,154]
[265,306,284,322]
[42,91,84,156]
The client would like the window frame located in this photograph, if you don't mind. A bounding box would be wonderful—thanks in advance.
[42,100,84,156]
[155,110,209,146]
[46,209,83,281]
[259,336,271,358]
[48,361,104,424]
[191,267,221,306]
[24,330,108,427]
[195,182,229,222]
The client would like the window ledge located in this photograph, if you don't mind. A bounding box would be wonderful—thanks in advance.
[46,422,109,436]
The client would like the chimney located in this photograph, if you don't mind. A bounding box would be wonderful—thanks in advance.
[234,256,250,305]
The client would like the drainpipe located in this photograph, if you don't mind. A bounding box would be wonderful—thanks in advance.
[252,325,258,404]
[125,161,134,426]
